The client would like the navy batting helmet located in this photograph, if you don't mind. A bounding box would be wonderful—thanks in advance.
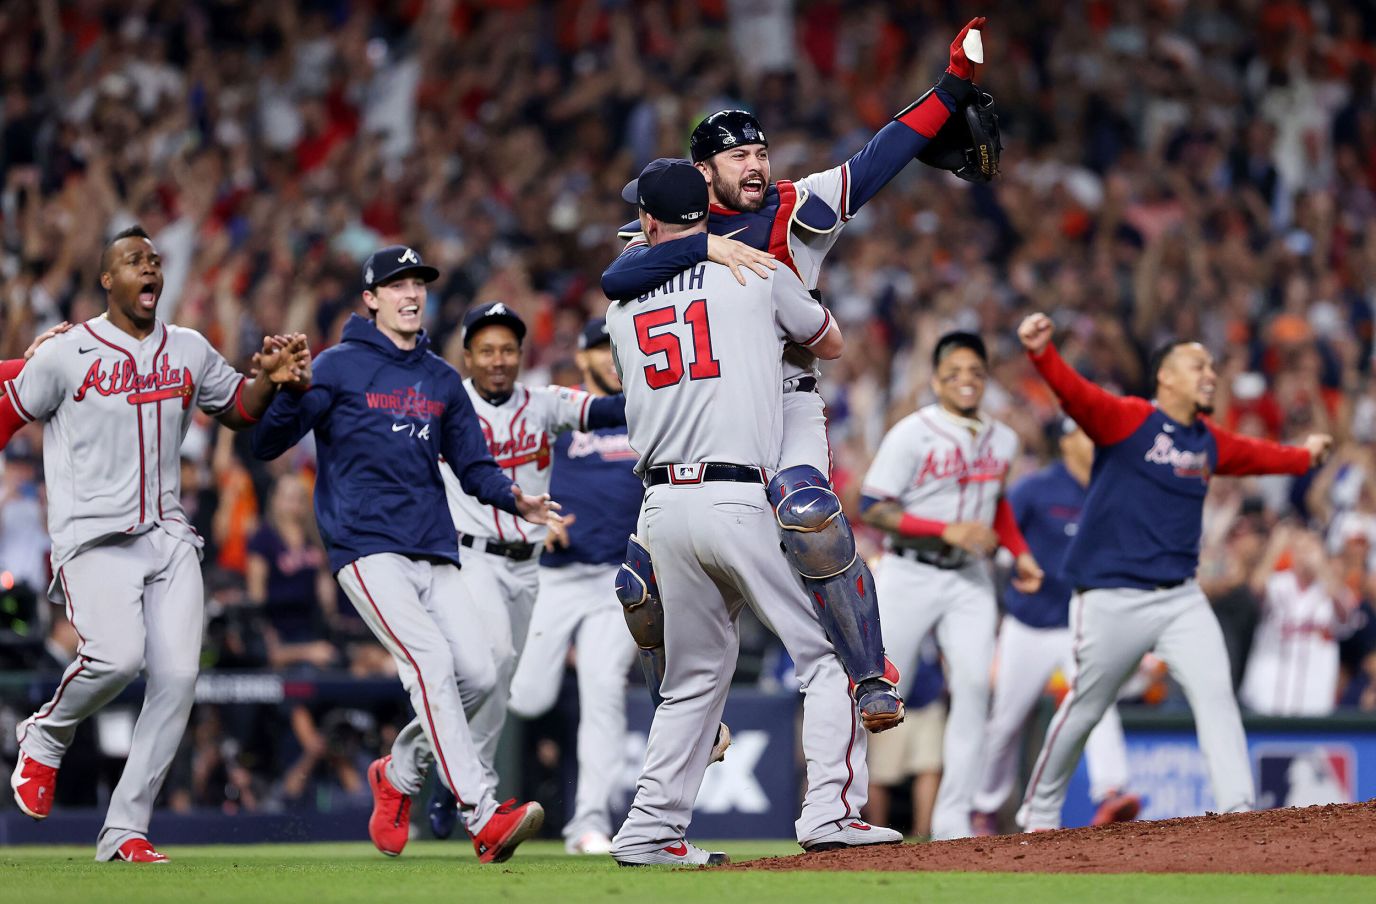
[689,110,768,163]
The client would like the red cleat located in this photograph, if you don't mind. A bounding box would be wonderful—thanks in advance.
[472,799,545,864]
[367,756,412,856]
[11,751,58,820]
[1091,790,1142,826]
[116,838,170,863]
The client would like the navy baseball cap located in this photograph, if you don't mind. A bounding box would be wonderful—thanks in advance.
[363,245,439,290]
[621,158,707,224]
[462,301,527,348]
[578,318,610,350]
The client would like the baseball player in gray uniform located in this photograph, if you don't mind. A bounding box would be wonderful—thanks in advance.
[419,301,626,832]
[4,225,309,863]
[859,331,1043,841]
[607,159,899,866]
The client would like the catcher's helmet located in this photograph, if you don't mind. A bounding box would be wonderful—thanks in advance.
[689,110,768,163]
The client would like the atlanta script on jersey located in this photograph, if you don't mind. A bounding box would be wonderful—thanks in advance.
[443,381,594,546]
[5,317,244,595]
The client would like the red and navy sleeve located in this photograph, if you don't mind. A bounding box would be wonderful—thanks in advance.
[1207,421,1313,476]
[1028,344,1153,447]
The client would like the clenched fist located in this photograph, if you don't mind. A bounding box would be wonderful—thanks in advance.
[1018,313,1054,355]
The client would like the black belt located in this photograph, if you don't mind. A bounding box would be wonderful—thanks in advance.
[645,462,768,487]
[894,544,968,570]
[460,534,537,562]
[783,376,818,394]
[1077,578,1187,594]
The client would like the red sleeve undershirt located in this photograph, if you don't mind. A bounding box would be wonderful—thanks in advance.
[0,395,25,449]
[898,513,947,538]
[1206,419,1313,476]
[993,496,1030,556]
[1028,344,1154,446]
[895,89,952,139]
[0,359,26,448]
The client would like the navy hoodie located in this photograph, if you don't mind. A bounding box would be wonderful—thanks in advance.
[252,315,518,573]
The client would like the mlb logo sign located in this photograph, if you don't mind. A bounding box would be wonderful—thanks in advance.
[1254,743,1356,809]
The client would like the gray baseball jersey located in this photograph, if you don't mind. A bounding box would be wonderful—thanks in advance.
[5,317,244,595]
[861,404,1020,533]
[442,380,594,546]
[605,260,832,473]
[860,404,1020,840]
[608,254,871,856]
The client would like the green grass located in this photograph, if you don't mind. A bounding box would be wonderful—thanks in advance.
[3,840,1372,904]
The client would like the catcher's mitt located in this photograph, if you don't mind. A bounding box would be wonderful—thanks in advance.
[916,87,1002,183]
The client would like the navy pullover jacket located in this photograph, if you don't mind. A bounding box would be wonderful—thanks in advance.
[252,315,518,573]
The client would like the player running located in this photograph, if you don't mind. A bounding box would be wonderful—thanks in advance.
[858,330,1042,841]
[252,245,556,863]
[598,17,999,733]
[971,421,1139,834]
[423,301,626,836]
[4,225,308,863]
[1015,312,1331,831]
[503,317,641,855]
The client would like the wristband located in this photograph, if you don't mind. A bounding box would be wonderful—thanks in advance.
[898,514,947,538]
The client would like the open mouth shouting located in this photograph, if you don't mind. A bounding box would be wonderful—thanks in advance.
[138,281,159,311]
[740,174,765,205]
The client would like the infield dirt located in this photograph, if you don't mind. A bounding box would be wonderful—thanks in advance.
[733,801,1376,874]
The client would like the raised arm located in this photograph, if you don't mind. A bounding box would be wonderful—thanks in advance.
[1018,313,1153,446]
[219,334,312,431]
[802,18,985,219]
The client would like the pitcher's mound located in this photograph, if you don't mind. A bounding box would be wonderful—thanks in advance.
[734,801,1376,874]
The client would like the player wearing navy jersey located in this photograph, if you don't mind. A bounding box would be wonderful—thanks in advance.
[253,246,554,863]
[1015,313,1331,831]
[971,423,1138,834]
[506,318,641,855]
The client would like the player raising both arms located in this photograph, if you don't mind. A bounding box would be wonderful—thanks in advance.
[5,225,308,863]
[599,16,1004,736]
[1015,312,1331,831]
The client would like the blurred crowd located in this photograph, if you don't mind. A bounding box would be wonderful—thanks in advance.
[3,0,1376,815]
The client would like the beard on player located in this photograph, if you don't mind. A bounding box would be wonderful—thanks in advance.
[705,159,767,213]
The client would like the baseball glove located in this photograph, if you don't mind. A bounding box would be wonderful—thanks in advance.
[917,87,1002,183]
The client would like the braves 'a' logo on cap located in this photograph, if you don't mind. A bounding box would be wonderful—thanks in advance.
[398,247,420,265]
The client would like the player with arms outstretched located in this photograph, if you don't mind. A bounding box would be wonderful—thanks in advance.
[1015,312,1331,830]
[599,17,1003,733]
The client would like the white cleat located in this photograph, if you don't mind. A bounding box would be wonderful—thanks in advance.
[615,840,729,867]
[801,820,903,852]
[566,831,614,855]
